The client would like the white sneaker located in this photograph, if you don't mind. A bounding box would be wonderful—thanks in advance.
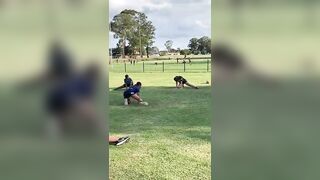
[116,136,130,146]
[140,101,149,106]
[124,98,128,105]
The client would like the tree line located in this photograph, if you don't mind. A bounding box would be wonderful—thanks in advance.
[176,36,211,55]
[110,9,211,58]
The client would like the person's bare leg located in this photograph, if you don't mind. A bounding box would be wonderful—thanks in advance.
[109,136,119,143]
[131,94,143,102]
[73,100,106,135]
[114,84,125,90]
[185,82,198,89]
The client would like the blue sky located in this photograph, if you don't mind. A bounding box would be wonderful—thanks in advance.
[109,0,211,51]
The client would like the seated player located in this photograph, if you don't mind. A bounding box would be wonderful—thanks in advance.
[109,136,130,146]
[114,74,133,90]
[174,76,199,89]
[123,82,148,105]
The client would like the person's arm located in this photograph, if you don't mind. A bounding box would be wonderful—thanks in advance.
[130,78,133,87]
[123,79,127,88]
[176,81,179,88]
[178,80,184,88]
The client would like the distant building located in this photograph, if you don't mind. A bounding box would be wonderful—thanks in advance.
[149,47,160,56]
[159,50,168,56]
[167,49,180,56]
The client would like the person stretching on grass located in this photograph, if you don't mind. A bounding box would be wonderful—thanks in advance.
[174,76,199,89]
[114,74,133,90]
[123,82,148,105]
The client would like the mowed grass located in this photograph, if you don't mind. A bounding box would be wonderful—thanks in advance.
[109,72,211,179]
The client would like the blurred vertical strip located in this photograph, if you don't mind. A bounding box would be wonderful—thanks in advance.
[213,0,320,179]
[0,0,108,180]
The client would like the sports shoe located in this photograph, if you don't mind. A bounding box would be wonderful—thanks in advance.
[128,98,131,104]
[139,101,148,106]
[124,98,128,105]
[116,136,130,146]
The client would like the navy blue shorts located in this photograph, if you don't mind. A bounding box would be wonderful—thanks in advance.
[123,92,132,99]
[47,89,71,114]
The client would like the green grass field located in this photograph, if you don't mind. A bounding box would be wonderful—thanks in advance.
[109,72,211,179]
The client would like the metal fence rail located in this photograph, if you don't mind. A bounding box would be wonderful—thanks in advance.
[110,59,211,73]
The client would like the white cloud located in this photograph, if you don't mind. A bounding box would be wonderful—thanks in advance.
[109,0,172,16]
[195,20,209,29]
[144,1,172,10]
[109,0,211,50]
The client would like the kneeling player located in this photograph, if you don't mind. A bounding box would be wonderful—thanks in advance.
[174,76,199,89]
[123,82,148,105]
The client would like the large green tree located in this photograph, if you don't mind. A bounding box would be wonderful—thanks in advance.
[197,36,211,54]
[110,9,155,58]
[130,11,155,58]
[110,9,136,58]
[142,22,156,58]
[188,36,211,55]
[188,38,199,54]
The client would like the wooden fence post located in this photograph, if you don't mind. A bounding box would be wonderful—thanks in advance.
[162,62,164,72]
[143,62,145,72]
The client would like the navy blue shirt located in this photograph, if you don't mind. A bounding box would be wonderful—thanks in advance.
[47,75,95,113]
[124,85,140,97]
[124,78,133,87]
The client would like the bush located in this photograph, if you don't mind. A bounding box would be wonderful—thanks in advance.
[193,50,200,55]
[180,49,191,56]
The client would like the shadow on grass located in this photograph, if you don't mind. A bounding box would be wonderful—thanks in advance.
[109,85,211,90]
[158,86,211,89]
